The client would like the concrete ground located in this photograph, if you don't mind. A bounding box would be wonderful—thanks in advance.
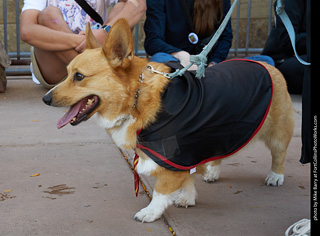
[0,79,310,236]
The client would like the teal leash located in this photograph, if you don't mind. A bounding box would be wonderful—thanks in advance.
[168,0,239,79]
[167,0,310,81]
[276,0,310,66]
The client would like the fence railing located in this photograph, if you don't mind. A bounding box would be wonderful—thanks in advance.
[2,0,275,76]
[231,0,274,56]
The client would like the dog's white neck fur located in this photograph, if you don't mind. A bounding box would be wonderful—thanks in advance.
[95,113,136,148]
[93,67,148,148]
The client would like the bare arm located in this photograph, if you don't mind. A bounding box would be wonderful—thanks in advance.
[76,0,146,52]
[20,9,85,51]
[106,0,146,28]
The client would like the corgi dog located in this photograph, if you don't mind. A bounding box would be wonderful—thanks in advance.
[43,19,294,223]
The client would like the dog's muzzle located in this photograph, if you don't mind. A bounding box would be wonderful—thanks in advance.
[42,91,53,106]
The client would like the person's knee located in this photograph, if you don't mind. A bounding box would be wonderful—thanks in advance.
[38,6,63,27]
[276,57,305,94]
[150,52,179,63]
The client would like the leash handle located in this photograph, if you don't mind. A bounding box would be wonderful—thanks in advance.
[276,0,310,66]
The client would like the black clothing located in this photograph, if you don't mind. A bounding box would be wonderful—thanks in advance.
[137,60,273,171]
[300,0,312,164]
[262,0,307,94]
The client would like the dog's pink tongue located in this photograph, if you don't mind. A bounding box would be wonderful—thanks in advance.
[57,102,82,129]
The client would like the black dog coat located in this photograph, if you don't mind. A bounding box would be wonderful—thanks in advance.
[136,59,273,171]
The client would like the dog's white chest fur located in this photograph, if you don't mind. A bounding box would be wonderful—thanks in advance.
[95,114,136,148]
[95,113,159,176]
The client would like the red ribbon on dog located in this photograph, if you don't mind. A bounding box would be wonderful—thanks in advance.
[134,152,140,197]
[134,129,142,197]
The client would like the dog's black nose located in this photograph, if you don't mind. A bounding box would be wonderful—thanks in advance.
[42,92,52,106]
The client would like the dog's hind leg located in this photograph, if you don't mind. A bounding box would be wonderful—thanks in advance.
[174,175,197,208]
[202,159,222,183]
[265,149,286,186]
[257,63,294,187]
[262,109,294,186]
[134,169,194,222]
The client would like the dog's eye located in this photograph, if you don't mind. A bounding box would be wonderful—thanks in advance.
[73,72,85,81]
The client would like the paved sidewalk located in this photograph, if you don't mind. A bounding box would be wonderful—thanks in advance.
[0,79,310,236]
[0,80,172,236]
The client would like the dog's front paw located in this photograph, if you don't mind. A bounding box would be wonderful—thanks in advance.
[265,171,284,186]
[134,207,162,223]
[202,164,221,183]
[134,191,170,223]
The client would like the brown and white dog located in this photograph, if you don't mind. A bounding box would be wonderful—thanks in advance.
[43,19,294,222]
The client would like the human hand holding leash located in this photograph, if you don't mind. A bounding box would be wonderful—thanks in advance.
[170,51,198,71]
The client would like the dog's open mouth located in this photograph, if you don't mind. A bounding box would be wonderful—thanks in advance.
[57,95,100,129]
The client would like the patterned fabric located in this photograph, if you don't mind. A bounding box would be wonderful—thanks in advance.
[48,0,96,33]
[22,0,118,33]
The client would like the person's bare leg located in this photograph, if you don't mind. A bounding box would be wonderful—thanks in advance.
[34,6,80,85]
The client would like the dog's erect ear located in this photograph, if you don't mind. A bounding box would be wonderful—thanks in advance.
[102,18,134,68]
[85,22,101,49]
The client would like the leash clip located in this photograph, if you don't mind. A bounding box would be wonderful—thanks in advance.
[146,65,170,79]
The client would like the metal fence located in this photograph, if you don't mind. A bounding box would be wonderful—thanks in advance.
[2,0,275,75]
[2,0,28,60]
[231,0,274,55]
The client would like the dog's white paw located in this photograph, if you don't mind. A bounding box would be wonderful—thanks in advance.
[134,206,162,223]
[202,164,221,183]
[134,191,172,223]
[265,171,284,186]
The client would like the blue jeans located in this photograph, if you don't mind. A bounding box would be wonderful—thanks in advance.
[150,52,179,63]
[149,52,217,65]
[245,55,275,66]
[150,52,275,66]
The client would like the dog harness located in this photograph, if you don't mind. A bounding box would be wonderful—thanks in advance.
[136,59,273,173]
